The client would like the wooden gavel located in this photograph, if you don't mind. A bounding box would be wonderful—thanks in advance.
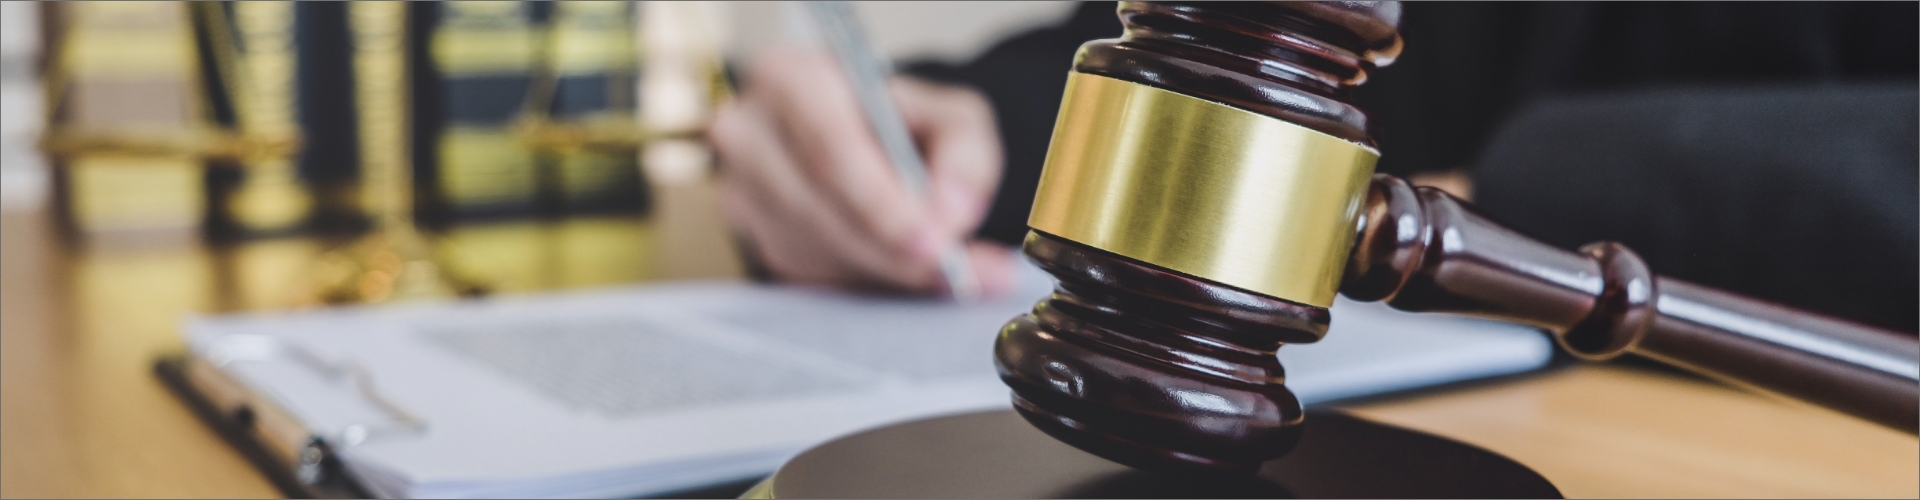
[993,1,1918,477]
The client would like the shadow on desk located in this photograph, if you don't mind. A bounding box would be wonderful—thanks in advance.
[649,477,763,499]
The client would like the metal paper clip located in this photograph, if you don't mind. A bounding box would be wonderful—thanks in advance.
[208,334,429,447]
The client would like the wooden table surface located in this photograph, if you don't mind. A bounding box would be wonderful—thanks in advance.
[3,203,1915,498]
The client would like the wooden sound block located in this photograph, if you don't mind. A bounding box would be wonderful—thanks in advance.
[747,409,1560,499]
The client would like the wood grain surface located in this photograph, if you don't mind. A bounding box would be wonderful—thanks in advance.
[1345,364,1919,498]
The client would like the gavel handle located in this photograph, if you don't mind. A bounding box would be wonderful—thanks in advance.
[1341,175,1920,432]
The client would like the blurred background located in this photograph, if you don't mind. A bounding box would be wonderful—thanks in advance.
[0,3,1076,497]
[0,1,1073,301]
[5,1,1911,319]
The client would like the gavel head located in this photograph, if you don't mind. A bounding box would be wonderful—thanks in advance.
[992,2,1402,476]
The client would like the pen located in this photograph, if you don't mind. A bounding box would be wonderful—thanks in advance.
[807,1,981,301]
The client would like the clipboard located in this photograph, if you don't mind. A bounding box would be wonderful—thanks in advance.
[154,351,769,499]
[154,351,372,499]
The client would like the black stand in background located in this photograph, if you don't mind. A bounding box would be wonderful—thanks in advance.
[749,409,1560,499]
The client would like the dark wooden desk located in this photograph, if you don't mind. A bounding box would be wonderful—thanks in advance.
[2,203,1913,498]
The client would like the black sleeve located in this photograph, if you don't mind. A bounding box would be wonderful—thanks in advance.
[1356,2,1919,177]
[1362,2,1919,331]
[1472,85,1918,333]
[909,2,1918,244]
[903,2,1121,247]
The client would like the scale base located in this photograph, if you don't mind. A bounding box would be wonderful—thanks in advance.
[300,227,487,306]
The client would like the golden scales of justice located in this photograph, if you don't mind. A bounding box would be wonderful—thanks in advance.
[34,2,465,305]
[299,1,476,305]
[306,2,719,304]
[38,2,710,306]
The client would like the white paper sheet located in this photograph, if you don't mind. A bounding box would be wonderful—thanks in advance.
[185,261,1552,498]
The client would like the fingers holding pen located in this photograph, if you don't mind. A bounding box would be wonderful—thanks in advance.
[893,78,1003,240]
[708,47,1009,296]
[964,241,1018,298]
[710,97,942,292]
[892,78,1015,299]
[751,49,932,261]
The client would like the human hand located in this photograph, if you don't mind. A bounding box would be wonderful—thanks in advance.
[708,48,1015,297]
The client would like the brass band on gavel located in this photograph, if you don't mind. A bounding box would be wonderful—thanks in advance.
[1029,73,1379,308]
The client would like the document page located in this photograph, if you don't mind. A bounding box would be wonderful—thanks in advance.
[185,260,1552,498]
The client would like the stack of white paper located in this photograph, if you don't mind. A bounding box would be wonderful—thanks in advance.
[185,262,1551,498]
